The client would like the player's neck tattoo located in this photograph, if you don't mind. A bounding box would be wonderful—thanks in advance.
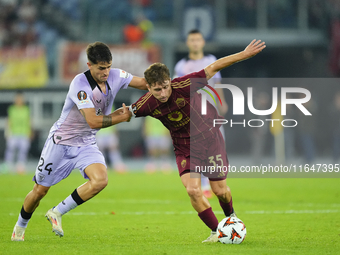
[102,115,112,128]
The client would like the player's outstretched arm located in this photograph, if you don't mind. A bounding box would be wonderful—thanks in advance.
[80,103,132,129]
[204,39,266,80]
[128,76,148,90]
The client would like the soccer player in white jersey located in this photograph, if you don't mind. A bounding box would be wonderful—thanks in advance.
[11,42,143,241]
[174,29,228,199]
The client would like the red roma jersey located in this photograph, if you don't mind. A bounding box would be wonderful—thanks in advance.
[131,69,223,145]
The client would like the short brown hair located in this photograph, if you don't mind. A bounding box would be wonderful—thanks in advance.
[86,42,112,64]
[144,63,170,86]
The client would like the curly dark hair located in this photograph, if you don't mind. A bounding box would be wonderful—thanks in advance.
[86,42,112,64]
[144,63,170,86]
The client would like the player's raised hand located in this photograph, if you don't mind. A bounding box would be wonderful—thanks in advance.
[243,39,266,59]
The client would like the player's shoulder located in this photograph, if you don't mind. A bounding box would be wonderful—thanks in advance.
[204,54,217,61]
[109,68,131,78]
[174,57,189,70]
[107,68,133,87]
[131,91,156,116]
[175,57,188,66]
[171,69,206,84]
[135,91,154,109]
[69,72,92,92]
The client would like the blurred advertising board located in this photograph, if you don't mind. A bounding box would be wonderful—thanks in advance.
[0,46,49,89]
[58,42,161,84]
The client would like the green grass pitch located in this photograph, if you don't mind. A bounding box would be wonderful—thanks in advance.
[1,171,339,255]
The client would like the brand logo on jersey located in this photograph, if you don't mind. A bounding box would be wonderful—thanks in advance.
[96,108,103,116]
[152,109,161,116]
[175,97,185,108]
[181,159,187,168]
[167,111,183,122]
[96,99,102,104]
[77,91,87,100]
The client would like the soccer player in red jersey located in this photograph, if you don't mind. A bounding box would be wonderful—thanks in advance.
[174,29,229,199]
[130,39,266,243]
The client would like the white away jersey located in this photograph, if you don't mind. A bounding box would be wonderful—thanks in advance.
[174,54,221,84]
[49,68,133,146]
[174,54,222,106]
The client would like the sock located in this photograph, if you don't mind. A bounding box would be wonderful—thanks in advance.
[56,189,85,215]
[219,197,234,217]
[198,207,219,232]
[17,206,32,228]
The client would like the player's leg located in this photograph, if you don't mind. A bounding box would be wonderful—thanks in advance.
[159,136,172,173]
[181,172,219,243]
[201,175,212,198]
[109,134,126,173]
[145,136,158,173]
[209,180,234,217]
[11,136,61,241]
[4,136,16,172]
[12,183,50,241]
[207,129,234,217]
[46,163,107,237]
[16,136,30,173]
[47,144,108,237]
[75,163,108,200]
[181,172,211,212]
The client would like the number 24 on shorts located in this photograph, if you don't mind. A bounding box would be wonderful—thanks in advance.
[37,157,53,175]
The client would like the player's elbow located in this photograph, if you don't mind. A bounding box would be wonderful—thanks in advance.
[87,119,101,129]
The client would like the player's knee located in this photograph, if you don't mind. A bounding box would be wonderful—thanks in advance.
[33,184,49,199]
[212,188,226,198]
[92,176,108,193]
[212,185,231,202]
[186,186,202,199]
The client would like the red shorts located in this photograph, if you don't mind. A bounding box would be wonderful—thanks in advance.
[174,130,228,181]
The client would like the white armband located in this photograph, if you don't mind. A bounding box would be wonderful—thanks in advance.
[129,104,136,117]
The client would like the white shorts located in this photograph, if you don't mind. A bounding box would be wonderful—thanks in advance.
[96,133,119,150]
[145,136,172,151]
[33,136,106,187]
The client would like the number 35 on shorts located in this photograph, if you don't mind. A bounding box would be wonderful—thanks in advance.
[37,157,53,175]
[208,154,224,168]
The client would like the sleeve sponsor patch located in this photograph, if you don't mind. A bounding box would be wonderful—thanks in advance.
[119,69,129,78]
[77,99,90,106]
[77,91,87,100]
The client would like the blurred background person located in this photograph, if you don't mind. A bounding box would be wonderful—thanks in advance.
[248,91,270,166]
[2,91,32,174]
[284,103,297,163]
[296,96,317,164]
[330,91,340,163]
[173,29,228,198]
[143,116,173,173]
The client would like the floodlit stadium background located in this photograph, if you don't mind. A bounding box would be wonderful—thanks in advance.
[0,0,339,170]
